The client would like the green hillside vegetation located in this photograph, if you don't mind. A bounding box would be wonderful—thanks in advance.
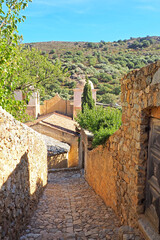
[26,36,160,105]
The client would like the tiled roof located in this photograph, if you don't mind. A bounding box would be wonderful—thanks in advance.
[42,112,77,134]
[26,112,78,135]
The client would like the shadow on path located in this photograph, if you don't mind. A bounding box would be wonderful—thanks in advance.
[20,170,142,240]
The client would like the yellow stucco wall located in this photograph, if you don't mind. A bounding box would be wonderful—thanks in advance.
[31,122,79,168]
[40,95,73,118]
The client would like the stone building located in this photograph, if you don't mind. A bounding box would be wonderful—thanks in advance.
[80,61,160,239]
[14,90,40,118]
[26,112,79,168]
[14,80,97,120]
[3,61,160,239]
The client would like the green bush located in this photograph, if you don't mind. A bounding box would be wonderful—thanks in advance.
[52,54,58,59]
[102,93,116,104]
[93,126,118,147]
[76,106,122,147]
[41,51,46,55]
[90,77,98,85]
[49,49,56,54]
[112,85,121,95]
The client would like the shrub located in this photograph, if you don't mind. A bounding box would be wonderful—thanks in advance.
[89,77,98,85]
[76,106,122,147]
[112,85,121,95]
[41,51,46,55]
[101,93,117,104]
[103,47,108,51]
[76,51,83,56]
[65,51,72,55]
[52,54,58,59]
[49,49,56,54]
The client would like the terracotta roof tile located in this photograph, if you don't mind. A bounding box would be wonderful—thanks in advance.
[42,112,77,133]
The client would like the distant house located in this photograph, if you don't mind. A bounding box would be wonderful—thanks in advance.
[26,112,79,168]
[14,80,97,119]
[14,90,40,118]
[73,80,97,117]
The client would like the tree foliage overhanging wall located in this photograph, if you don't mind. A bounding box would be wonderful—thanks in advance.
[0,1,68,121]
[0,0,32,120]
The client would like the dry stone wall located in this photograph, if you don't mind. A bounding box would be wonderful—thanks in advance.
[47,153,68,169]
[85,61,160,227]
[42,134,70,169]
[0,107,47,240]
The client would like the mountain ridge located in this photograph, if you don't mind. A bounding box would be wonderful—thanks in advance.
[25,36,160,104]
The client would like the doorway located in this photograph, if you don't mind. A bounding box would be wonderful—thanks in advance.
[145,118,160,233]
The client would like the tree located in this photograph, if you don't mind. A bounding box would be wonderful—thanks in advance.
[16,47,66,91]
[81,76,95,112]
[0,1,69,120]
[16,47,69,101]
[0,0,32,120]
[142,40,150,48]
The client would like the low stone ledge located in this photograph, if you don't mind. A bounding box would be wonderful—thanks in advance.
[118,226,143,240]
[41,134,70,169]
[48,167,81,173]
[42,134,70,155]
[138,215,160,240]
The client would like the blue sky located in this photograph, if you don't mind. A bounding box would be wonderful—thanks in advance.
[18,0,160,43]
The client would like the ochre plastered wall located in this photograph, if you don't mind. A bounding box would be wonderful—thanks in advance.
[85,61,160,227]
[40,94,73,118]
[31,122,79,168]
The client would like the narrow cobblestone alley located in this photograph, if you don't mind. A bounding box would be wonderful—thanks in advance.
[20,170,142,240]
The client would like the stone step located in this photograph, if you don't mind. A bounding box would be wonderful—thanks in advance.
[48,166,82,173]
[138,215,160,240]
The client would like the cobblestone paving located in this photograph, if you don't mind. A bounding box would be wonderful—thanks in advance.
[20,170,142,240]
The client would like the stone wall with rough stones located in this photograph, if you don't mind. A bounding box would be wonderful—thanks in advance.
[85,61,160,227]
[42,134,70,169]
[47,152,68,169]
[0,107,47,240]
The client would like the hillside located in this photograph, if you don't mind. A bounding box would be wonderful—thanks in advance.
[26,36,160,104]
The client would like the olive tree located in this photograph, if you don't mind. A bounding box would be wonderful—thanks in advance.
[0,0,32,120]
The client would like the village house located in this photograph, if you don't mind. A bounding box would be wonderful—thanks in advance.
[15,80,97,170]
[2,62,160,239]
